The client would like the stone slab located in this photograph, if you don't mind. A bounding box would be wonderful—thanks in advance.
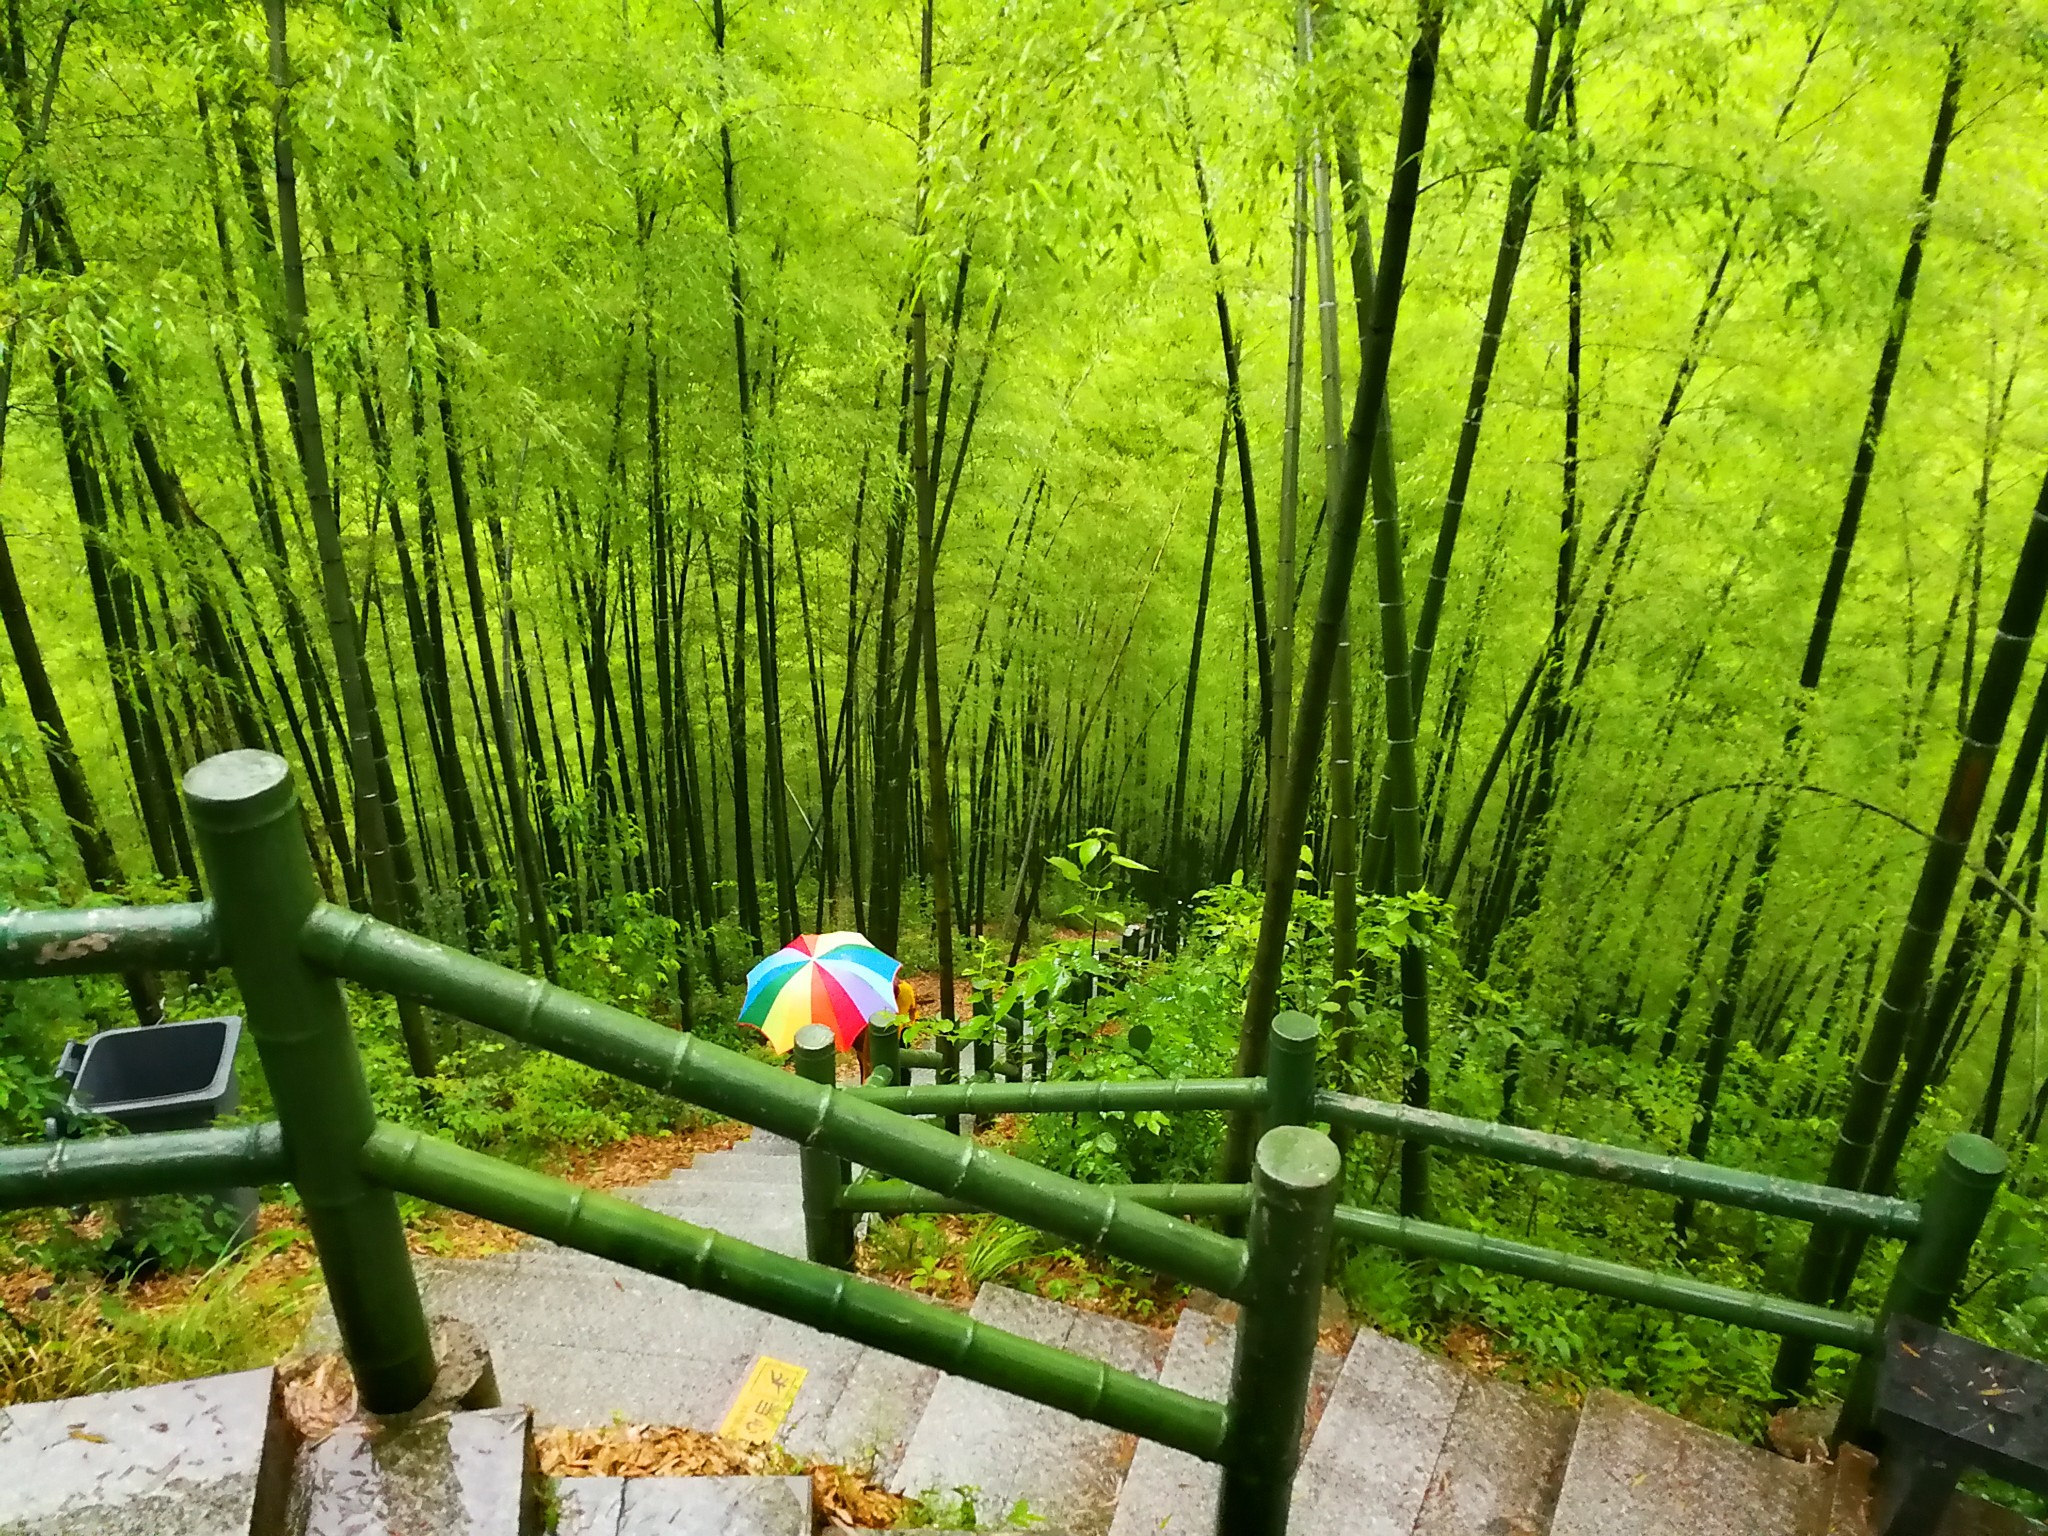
[481,1342,759,1430]
[1106,1308,1233,1536]
[289,1405,537,1535]
[889,1284,1168,1536]
[797,1348,939,1482]
[0,1367,288,1536]
[413,1260,775,1359]
[1413,1372,1575,1536]
[1550,1389,1829,1536]
[552,1477,627,1536]
[721,1133,801,1159]
[1289,1327,1466,1536]
[617,1475,811,1533]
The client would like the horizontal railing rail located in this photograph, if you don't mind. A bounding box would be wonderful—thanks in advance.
[1330,1204,1875,1352]
[841,1178,1254,1218]
[0,1121,286,1206]
[846,1078,1267,1115]
[0,901,220,977]
[1315,1089,1921,1237]
[362,1121,1230,1460]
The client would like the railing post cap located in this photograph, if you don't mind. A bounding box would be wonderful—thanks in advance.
[1941,1132,2007,1185]
[1272,1010,1320,1046]
[184,751,295,828]
[794,1023,836,1055]
[1254,1125,1341,1191]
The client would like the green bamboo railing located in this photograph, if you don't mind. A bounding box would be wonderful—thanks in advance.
[0,1121,286,1206]
[297,902,1251,1301]
[842,1178,1253,1217]
[1314,1088,1920,1236]
[0,901,219,976]
[847,1077,1266,1115]
[1330,1204,1873,1352]
[0,747,2012,1519]
[361,1120,1229,1460]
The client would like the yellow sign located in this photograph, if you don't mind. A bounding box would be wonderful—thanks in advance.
[718,1355,808,1445]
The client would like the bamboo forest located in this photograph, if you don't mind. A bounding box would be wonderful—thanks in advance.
[6,0,2048,1492]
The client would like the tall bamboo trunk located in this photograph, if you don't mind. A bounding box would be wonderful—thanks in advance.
[1775,457,2048,1399]
[1225,0,1447,1214]
[262,0,433,1074]
[1682,40,1966,1237]
[1169,417,1230,936]
[1171,33,1273,759]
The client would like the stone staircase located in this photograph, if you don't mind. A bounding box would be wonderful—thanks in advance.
[7,1126,2045,1535]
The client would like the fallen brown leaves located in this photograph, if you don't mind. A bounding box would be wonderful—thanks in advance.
[548,1121,750,1191]
[538,1422,773,1478]
[278,1352,359,1443]
[535,1424,909,1529]
[1443,1321,1511,1377]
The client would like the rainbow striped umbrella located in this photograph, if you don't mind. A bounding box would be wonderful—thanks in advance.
[740,931,903,1053]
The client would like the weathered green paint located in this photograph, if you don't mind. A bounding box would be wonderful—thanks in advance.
[185,751,437,1415]
[850,1077,1267,1116]
[1219,1126,1341,1532]
[1838,1132,2006,1445]
[1317,1088,1920,1237]
[360,1120,1230,1461]
[0,1122,285,1209]
[795,1023,857,1268]
[0,902,219,979]
[1332,1203,1875,1352]
[1263,1011,1319,1130]
[304,905,1253,1301]
[841,1179,1252,1217]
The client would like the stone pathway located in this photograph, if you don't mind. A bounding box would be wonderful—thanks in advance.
[9,1125,2047,1534]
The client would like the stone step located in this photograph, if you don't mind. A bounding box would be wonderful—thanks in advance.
[766,1324,939,1481]
[1105,1306,1234,1535]
[552,1475,811,1534]
[721,1133,801,1160]
[0,1366,291,1536]
[640,1183,803,1213]
[889,1284,1169,1536]
[286,1405,539,1535]
[1288,1327,1468,1535]
[1549,1389,1831,1536]
[1107,1304,1359,1535]
[1412,1367,1576,1535]
[411,1249,936,1458]
[658,1164,800,1191]
[411,1257,777,1429]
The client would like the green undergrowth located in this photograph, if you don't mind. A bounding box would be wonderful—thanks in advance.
[2,894,746,1401]
[858,1209,1187,1326]
[11,876,2048,1463]
[0,1234,315,1408]
[935,881,2048,1445]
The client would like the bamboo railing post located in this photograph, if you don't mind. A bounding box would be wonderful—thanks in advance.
[795,1023,857,1267]
[868,1020,901,1084]
[1837,1132,2005,1445]
[1219,1125,1341,1532]
[184,749,437,1414]
[1002,994,1025,1081]
[1265,1010,1319,1130]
